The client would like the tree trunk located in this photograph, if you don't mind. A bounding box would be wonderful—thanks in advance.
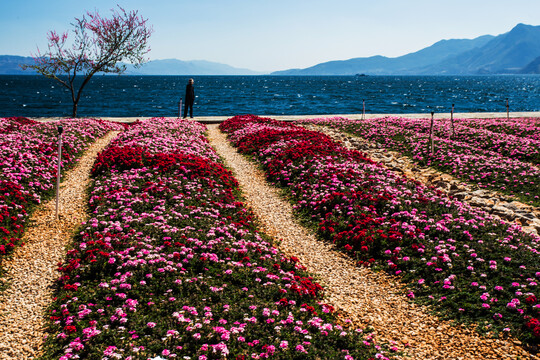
[72,101,78,118]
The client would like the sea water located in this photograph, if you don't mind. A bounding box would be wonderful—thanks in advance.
[1,75,539,118]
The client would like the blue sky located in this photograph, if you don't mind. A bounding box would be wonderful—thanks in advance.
[1,0,539,72]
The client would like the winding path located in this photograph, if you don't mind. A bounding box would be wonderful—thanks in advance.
[0,131,120,360]
[206,124,536,360]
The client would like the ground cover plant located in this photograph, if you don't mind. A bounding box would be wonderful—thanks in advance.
[298,117,540,207]
[220,115,540,351]
[372,116,540,165]
[41,118,389,360]
[456,117,540,142]
[0,117,123,260]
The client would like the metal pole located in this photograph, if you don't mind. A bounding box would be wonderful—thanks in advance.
[429,112,435,153]
[55,125,63,219]
[179,99,183,118]
[362,99,365,120]
[506,98,509,120]
[451,103,455,138]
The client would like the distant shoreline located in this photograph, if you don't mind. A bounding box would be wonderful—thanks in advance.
[3,74,540,77]
[32,112,540,124]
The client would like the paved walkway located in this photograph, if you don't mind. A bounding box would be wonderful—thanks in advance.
[33,111,540,124]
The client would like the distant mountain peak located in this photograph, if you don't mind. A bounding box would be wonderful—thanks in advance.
[514,22,530,29]
[271,23,540,75]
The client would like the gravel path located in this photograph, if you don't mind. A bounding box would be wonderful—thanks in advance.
[207,124,537,360]
[0,131,120,360]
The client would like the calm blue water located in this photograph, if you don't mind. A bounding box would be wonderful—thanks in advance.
[1,75,539,117]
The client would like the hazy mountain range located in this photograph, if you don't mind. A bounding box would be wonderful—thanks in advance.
[272,23,540,75]
[122,59,264,75]
[2,23,540,76]
[0,56,263,76]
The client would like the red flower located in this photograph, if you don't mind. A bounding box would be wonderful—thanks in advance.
[64,325,77,333]
[278,298,289,306]
[527,318,540,329]
[63,284,78,291]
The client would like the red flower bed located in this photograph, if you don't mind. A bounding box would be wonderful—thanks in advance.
[221,114,540,348]
[92,145,239,190]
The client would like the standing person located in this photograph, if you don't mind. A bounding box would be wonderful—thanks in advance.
[183,78,195,118]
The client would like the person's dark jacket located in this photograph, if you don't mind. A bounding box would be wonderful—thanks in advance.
[185,83,195,105]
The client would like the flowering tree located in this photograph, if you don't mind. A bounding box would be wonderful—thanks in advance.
[24,6,152,117]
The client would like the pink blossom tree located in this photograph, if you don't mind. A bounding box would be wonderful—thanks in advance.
[24,6,153,117]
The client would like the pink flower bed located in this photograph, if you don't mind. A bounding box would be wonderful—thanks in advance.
[299,117,540,206]
[456,117,540,142]
[0,117,123,258]
[221,115,540,348]
[377,116,540,164]
[42,118,388,360]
